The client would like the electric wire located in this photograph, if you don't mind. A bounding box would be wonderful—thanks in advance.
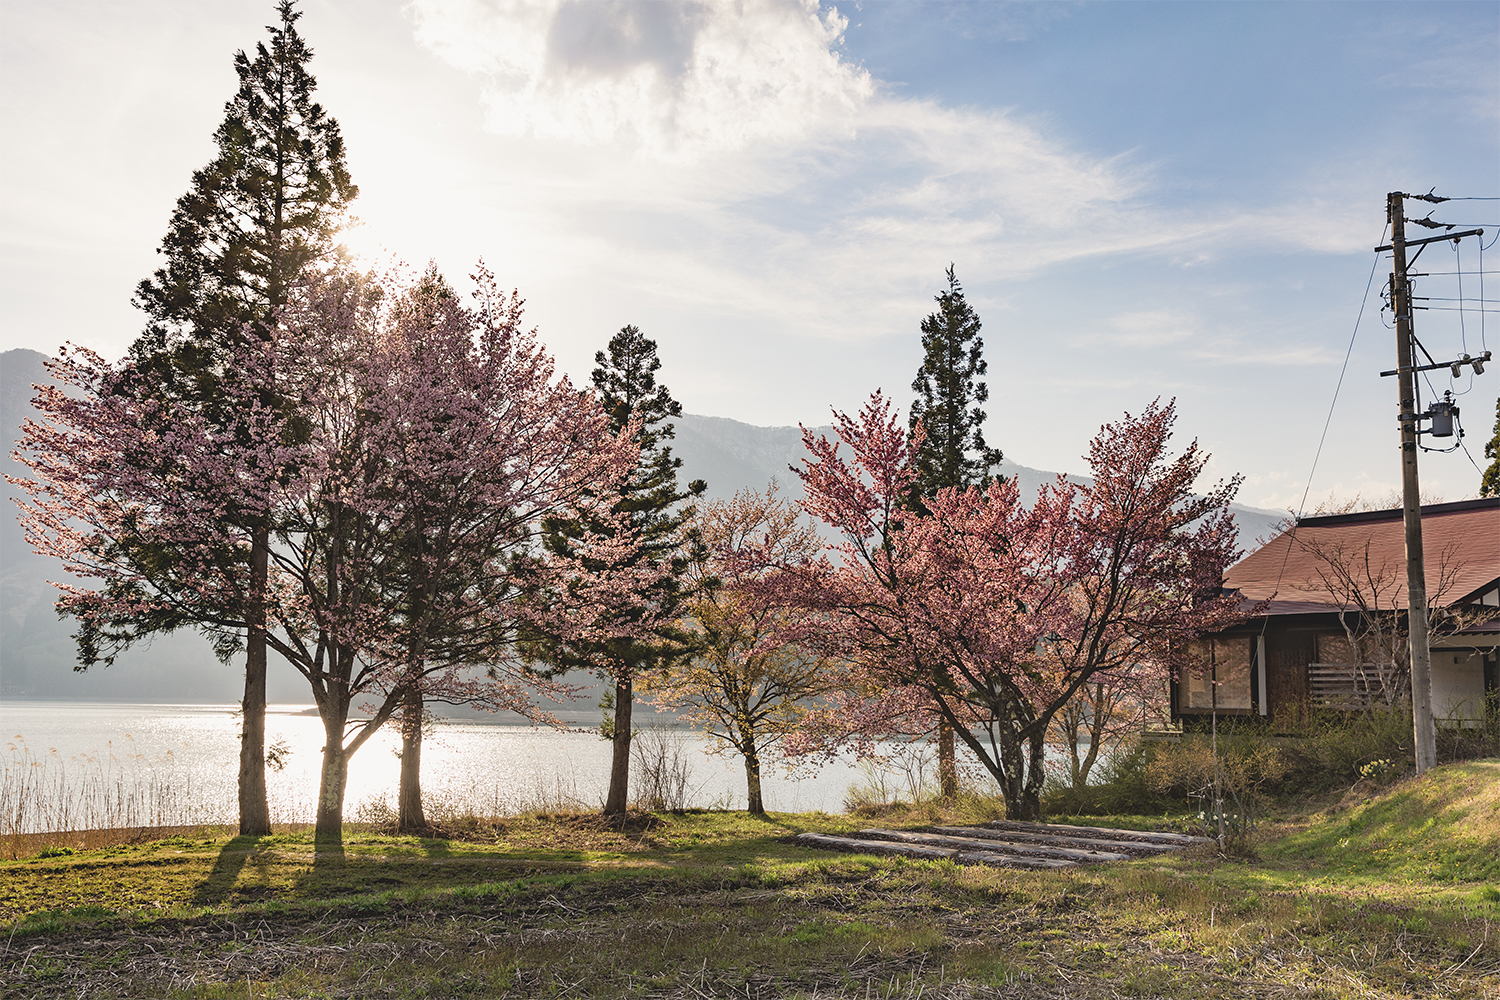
[1255,225,1388,650]
[1454,239,1469,357]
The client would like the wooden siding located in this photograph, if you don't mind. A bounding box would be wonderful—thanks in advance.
[1265,630,1313,723]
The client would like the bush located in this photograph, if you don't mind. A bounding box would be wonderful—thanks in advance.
[1281,706,1415,792]
[1436,691,1500,763]
[631,728,695,812]
[1041,739,1172,816]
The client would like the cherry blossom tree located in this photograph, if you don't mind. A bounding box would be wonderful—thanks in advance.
[12,265,645,845]
[645,483,839,814]
[772,393,1246,820]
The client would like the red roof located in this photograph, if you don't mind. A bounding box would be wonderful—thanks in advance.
[1225,498,1500,616]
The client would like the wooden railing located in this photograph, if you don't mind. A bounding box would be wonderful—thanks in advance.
[1307,662,1401,711]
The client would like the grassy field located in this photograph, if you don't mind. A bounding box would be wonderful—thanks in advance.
[2,762,1497,999]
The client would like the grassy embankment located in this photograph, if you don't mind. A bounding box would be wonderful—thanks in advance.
[2,761,1498,999]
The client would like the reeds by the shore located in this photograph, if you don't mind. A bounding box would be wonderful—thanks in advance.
[1,736,233,859]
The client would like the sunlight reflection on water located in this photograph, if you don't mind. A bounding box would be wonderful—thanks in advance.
[1,701,873,831]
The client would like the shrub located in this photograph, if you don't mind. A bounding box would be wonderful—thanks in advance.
[631,728,696,812]
[1041,739,1171,816]
[1281,706,1415,791]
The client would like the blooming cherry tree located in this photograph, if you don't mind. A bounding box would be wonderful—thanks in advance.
[771,393,1247,820]
[13,265,645,844]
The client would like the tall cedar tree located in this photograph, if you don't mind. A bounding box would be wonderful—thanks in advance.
[907,265,1001,797]
[1481,397,1499,498]
[126,0,356,835]
[536,326,705,815]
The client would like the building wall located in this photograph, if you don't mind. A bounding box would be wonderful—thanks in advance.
[1431,650,1487,726]
[1264,629,1313,723]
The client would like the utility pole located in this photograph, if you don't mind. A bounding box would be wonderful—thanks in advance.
[1376,194,1487,775]
[1386,190,1438,774]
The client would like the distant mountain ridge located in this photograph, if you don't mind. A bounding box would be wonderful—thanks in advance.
[1,348,1286,703]
[674,411,1288,549]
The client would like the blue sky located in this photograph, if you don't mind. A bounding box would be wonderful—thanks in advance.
[2,0,1496,512]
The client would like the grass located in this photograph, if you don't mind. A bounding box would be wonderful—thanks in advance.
[2,765,1498,998]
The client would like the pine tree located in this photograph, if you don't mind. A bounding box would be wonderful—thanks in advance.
[126,0,357,836]
[536,325,706,815]
[909,265,1002,505]
[908,264,1002,798]
[1481,397,1500,498]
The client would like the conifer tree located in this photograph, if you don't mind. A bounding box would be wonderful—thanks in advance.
[909,265,1002,505]
[908,264,1002,798]
[1481,397,1500,498]
[535,325,706,815]
[125,0,357,836]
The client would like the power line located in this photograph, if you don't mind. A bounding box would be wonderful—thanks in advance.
[1294,225,1387,520]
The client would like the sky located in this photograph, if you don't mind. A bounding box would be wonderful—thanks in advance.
[1,0,1497,512]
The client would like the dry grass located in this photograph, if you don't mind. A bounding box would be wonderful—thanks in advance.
[1,738,237,860]
[2,763,1498,998]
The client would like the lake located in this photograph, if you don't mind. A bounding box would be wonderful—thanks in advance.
[0,700,899,833]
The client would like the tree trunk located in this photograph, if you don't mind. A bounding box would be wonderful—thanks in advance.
[744,743,765,815]
[315,715,350,847]
[603,676,633,815]
[397,685,426,834]
[993,724,1045,821]
[237,529,272,836]
[936,721,958,799]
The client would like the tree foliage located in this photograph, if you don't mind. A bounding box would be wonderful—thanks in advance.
[772,394,1247,820]
[648,483,838,814]
[908,265,1001,506]
[132,0,356,377]
[12,266,642,844]
[1481,396,1500,498]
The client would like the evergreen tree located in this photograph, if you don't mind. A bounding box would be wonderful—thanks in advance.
[126,0,357,836]
[535,325,706,816]
[908,265,1002,505]
[1481,397,1500,498]
[908,264,1002,798]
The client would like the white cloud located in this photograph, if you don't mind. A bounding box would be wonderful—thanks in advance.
[409,0,873,156]
[403,0,1399,352]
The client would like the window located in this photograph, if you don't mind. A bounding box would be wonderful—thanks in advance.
[1183,637,1253,711]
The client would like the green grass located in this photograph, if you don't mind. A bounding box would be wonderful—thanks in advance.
[2,765,1498,999]
[1265,759,1500,883]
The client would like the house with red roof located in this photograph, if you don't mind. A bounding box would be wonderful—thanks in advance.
[1172,497,1500,728]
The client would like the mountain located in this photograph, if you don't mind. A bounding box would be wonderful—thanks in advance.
[1,349,310,703]
[672,412,1288,549]
[0,348,1287,704]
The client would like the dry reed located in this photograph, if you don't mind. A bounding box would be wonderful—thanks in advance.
[1,736,234,859]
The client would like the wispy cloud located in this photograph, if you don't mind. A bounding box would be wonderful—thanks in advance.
[406,0,1404,350]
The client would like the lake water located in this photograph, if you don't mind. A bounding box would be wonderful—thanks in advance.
[0,701,895,833]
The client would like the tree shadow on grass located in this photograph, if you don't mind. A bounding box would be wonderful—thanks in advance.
[189,835,269,908]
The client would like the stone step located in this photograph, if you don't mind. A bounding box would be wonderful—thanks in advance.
[982,820,1213,846]
[971,823,1186,854]
[794,831,1077,869]
[923,828,1130,862]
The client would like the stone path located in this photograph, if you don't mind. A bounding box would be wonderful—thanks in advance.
[795,820,1213,869]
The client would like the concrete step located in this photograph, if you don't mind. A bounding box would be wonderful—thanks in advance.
[982,820,1213,846]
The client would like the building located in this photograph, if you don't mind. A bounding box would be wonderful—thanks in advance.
[1171,497,1500,727]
